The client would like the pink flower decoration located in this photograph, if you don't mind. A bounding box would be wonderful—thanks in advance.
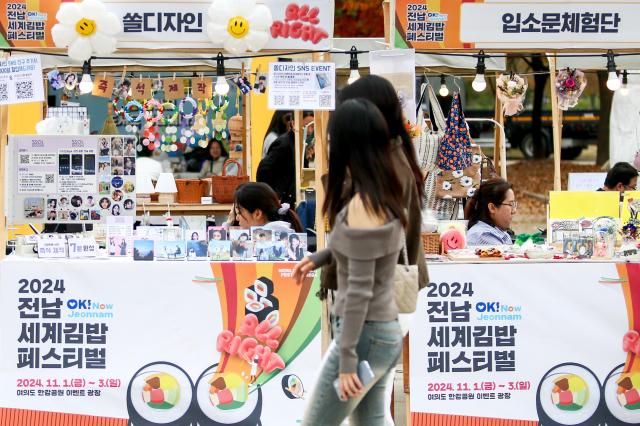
[565,78,576,89]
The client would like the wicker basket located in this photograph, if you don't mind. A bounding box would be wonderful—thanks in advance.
[422,232,441,254]
[211,159,248,203]
[175,179,208,203]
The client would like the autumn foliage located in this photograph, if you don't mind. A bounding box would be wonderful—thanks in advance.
[334,0,385,37]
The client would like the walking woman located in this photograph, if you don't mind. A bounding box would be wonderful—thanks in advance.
[293,99,405,425]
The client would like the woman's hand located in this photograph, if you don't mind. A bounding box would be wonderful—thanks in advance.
[225,205,236,227]
[293,256,315,285]
[339,373,363,401]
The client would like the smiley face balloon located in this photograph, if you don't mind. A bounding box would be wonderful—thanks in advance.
[227,16,249,38]
[440,228,466,254]
[75,18,96,36]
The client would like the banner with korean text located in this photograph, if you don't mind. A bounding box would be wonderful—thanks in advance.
[410,262,640,425]
[394,0,640,50]
[0,0,333,51]
[0,259,321,425]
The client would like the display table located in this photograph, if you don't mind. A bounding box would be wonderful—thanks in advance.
[409,261,640,426]
[0,258,321,426]
[136,203,233,216]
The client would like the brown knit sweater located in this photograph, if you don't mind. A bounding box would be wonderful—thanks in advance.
[320,141,429,293]
[310,208,403,374]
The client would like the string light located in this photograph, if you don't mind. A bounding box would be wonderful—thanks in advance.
[438,74,449,97]
[79,60,93,94]
[620,70,629,96]
[214,53,230,96]
[347,46,361,85]
[606,50,621,91]
[472,50,487,92]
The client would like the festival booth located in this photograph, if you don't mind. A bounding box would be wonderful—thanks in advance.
[390,1,640,425]
[0,1,335,425]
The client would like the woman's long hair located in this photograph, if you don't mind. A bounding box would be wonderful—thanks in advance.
[263,110,293,142]
[205,138,229,161]
[234,182,303,232]
[338,75,424,198]
[324,98,406,227]
[464,179,513,229]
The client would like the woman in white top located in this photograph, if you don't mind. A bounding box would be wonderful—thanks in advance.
[262,110,293,158]
[199,139,229,178]
[225,182,303,232]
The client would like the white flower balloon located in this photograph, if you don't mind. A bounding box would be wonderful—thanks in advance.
[207,0,273,54]
[51,0,121,62]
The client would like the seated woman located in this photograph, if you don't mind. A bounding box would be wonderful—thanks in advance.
[199,139,229,178]
[465,179,516,246]
[226,182,303,232]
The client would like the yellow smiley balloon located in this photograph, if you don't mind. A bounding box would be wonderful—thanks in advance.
[227,16,249,39]
[75,18,96,36]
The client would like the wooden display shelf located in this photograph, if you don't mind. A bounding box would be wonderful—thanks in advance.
[136,203,232,216]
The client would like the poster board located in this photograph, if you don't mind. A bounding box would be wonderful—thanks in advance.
[8,135,137,224]
[267,62,336,111]
[0,260,321,425]
[409,262,637,425]
[568,173,607,192]
[548,191,620,220]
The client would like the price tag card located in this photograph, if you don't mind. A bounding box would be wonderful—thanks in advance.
[36,236,67,259]
[67,237,98,259]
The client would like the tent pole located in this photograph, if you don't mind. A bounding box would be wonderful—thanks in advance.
[548,55,562,191]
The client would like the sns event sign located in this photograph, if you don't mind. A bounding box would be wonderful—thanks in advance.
[0,260,321,425]
[0,53,43,105]
[0,0,333,50]
[268,62,335,110]
[394,0,640,50]
[409,262,640,425]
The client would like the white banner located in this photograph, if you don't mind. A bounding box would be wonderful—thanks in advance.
[461,3,640,48]
[409,262,640,425]
[268,62,336,110]
[369,49,417,124]
[0,259,321,425]
[103,0,333,51]
[0,54,44,105]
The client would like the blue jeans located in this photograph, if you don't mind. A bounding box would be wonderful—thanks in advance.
[301,317,402,426]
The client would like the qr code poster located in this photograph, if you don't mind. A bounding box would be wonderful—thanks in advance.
[0,54,44,105]
[268,62,335,111]
[8,135,136,224]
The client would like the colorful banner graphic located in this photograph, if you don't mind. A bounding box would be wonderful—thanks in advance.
[0,0,333,50]
[394,1,640,50]
[0,259,320,425]
[410,262,640,425]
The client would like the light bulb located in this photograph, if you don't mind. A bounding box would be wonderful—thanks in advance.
[215,76,230,96]
[621,85,630,96]
[439,83,449,97]
[620,70,629,96]
[79,73,93,94]
[472,73,486,92]
[347,69,360,85]
[607,71,621,91]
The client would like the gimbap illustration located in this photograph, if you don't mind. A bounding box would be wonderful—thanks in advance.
[536,363,604,426]
[245,277,279,322]
[127,362,194,425]
[281,374,305,400]
[194,364,263,425]
[603,364,640,424]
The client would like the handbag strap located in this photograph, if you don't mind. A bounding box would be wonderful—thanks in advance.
[400,228,409,267]
[427,84,447,132]
[222,159,243,177]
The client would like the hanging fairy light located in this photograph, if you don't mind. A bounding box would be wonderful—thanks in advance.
[438,74,449,97]
[79,60,93,94]
[472,50,487,92]
[348,46,361,85]
[606,50,621,91]
[620,70,629,96]
[214,53,230,96]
